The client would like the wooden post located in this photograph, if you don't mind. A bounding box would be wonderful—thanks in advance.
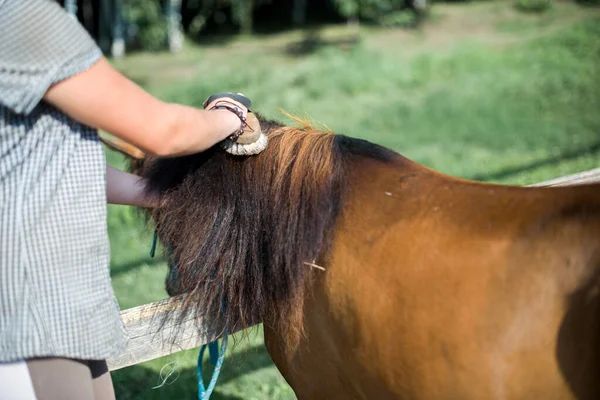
[111,0,125,58]
[64,0,78,16]
[292,0,308,26]
[96,0,126,57]
[237,0,253,35]
[165,0,184,53]
[98,0,112,54]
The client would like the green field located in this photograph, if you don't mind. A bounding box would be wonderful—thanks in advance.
[107,2,600,399]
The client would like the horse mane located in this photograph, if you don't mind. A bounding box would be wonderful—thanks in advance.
[136,115,397,343]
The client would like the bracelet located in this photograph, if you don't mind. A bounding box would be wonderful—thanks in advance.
[208,101,247,141]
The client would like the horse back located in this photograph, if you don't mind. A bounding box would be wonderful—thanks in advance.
[267,157,600,400]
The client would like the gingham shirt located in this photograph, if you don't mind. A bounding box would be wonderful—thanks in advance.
[0,0,127,361]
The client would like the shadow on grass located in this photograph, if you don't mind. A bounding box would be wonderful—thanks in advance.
[112,342,281,400]
[284,27,360,57]
[468,141,600,183]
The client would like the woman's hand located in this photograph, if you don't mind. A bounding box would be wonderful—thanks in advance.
[204,96,248,119]
[204,94,249,140]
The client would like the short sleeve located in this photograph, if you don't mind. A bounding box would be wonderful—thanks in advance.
[0,0,102,115]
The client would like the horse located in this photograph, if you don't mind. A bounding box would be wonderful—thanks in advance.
[105,116,600,400]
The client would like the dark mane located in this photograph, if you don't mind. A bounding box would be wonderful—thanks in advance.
[137,116,397,342]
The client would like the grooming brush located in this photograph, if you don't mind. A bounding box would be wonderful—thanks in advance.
[204,93,268,156]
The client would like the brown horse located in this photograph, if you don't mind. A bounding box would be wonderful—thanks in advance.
[107,116,600,400]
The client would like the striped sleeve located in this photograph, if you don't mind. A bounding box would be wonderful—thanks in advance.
[0,0,102,115]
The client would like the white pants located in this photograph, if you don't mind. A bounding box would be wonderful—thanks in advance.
[0,358,114,400]
[0,362,36,400]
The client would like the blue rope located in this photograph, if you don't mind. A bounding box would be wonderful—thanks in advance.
[150,229,228,400]
[150,229,158,258]
[197,335,228,400]
[208,341,219,366]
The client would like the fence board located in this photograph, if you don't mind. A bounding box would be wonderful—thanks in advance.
[527,168,600,187]
[107,295,239,371]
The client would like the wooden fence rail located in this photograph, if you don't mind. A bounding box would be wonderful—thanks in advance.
[106,167,600,371]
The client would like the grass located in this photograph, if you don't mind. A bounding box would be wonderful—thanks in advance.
[107,2,600,399]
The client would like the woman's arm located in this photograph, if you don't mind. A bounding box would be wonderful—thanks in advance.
[44,57,245,157]
[106,165,157,208]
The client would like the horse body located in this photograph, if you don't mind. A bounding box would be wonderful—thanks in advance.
[108,118,600,399]
[265,154,600,399]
